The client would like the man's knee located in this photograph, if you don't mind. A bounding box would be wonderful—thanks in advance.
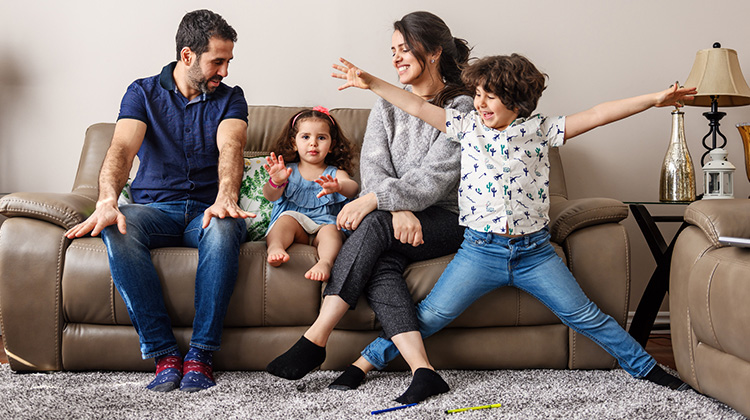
[203,217,246,243]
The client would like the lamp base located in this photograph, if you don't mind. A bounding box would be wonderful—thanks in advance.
[700,108,727,166]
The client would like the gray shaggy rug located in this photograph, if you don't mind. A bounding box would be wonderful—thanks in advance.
[0,364,744,419]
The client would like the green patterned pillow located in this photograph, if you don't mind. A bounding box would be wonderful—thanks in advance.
[118,179,133,205]
[117,158,272,242]
[239,157,273,241]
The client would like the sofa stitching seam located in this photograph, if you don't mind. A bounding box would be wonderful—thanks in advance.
[686,309,699,389]
[55,234,65,370]
[557,206,626,238]
[705,261,721,349]
[564,237,576,369]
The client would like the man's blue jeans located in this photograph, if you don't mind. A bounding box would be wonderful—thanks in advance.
[101,200,246,359]
[361,228,656,378]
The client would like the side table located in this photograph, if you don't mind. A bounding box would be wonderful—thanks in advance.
[625,201,691,347]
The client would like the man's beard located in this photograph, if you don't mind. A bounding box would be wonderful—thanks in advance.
[188,60,222,94]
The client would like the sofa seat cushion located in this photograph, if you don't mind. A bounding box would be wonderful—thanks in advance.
[62,240,323,328]
[62,239,568,332]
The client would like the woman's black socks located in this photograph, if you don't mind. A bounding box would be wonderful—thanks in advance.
[328,365,367,390]
[266,336,326,380]
[395,368,450,404]
[644,365,691,391]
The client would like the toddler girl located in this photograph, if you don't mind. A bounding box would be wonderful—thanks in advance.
[264,106,358,281]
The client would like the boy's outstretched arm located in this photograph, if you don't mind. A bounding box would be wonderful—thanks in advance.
[332,57,448,133]
[564,83,697,140]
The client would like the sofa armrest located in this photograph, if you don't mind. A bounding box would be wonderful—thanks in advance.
[684,199,750,247]
[0,192,96,230]
[548,197,628,244]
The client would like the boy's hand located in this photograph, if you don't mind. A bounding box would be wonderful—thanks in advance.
[655,82,697,108]
[263,152,292,185]
[332,58,372,91]
[315,174,341,198]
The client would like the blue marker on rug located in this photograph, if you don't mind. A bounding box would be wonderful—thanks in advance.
[370,403,417,415]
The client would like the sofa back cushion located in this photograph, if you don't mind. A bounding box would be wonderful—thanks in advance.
[71,106,566,200]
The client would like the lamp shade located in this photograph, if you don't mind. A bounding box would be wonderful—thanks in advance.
[684,44,750,107]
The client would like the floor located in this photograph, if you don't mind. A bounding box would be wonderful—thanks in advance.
[0,333,677,370]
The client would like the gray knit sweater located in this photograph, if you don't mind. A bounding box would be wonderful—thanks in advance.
[359,93,474,214]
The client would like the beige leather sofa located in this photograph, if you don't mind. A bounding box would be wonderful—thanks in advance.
[0,105,631,373]
[670,199,750,417]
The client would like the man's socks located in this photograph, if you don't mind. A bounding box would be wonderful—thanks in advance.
[328,365,366,390]
[146,350,183,392]
[180,347,216,392]
[644,365,692,391]
[395,368,450,404]
[266,336,326,380]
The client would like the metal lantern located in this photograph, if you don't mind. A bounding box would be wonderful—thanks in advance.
[702,148,735,199]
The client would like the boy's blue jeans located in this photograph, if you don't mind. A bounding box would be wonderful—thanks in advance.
[101,200,246,359]
[361,227,656,378]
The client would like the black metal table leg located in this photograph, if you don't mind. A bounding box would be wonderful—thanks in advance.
[627,203,689,347]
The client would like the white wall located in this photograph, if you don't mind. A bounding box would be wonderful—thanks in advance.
[2,0,750,310]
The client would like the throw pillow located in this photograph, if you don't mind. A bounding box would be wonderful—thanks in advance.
[118,179,133,206]
[239,157,273,241]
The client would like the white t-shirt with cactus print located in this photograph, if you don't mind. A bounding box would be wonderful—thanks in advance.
[445,109,565,236]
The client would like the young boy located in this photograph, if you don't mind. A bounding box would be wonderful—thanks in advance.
[330,54,696,394]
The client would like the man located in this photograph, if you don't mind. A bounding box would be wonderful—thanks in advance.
[65,9,252,393]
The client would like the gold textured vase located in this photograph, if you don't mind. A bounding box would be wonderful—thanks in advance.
[735,123,750,183]
[659,109,696,202]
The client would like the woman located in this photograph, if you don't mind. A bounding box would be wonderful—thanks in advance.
[266,11,473,404]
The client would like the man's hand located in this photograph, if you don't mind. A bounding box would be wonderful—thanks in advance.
[391,210,424,247]
[202,196,256,229]
[65,198,126,238]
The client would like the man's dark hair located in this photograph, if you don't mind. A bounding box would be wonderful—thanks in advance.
[175,9,237,60]
[461,54,548,118]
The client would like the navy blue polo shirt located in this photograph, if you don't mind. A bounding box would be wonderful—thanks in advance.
[118,62,248,205]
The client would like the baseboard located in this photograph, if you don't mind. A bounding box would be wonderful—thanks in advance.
[626,311,671,334]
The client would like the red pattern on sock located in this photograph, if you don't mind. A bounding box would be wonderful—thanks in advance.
[155,356,183,375]
[183,359,214,382]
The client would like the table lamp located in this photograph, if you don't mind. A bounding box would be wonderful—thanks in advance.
[683,43,750,165]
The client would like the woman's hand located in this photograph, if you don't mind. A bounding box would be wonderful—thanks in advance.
[315,174,341,198]
[332,57,373,91]
[263,152,292,185]
[336,192,377,230]
[391,210,424,247]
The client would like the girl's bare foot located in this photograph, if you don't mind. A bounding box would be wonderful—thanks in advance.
[305,260,332,281]
[267,247,290,267]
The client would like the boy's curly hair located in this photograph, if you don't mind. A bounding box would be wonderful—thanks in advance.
[272,109,357,175]
[461,54,547,118]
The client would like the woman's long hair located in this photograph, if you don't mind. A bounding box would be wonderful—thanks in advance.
[393,11,472,106]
